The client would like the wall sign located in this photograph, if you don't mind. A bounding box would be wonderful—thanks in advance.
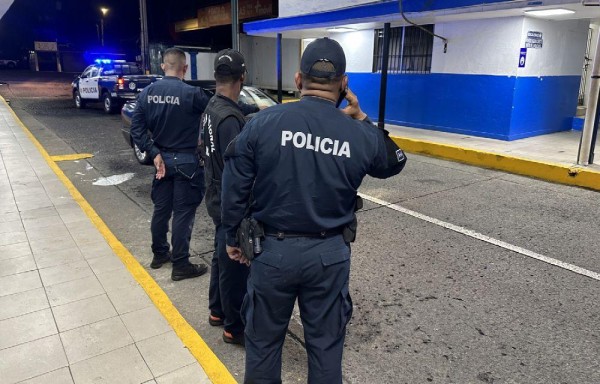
[519,48,527,68]
[525,31,543,49]
[34,41,58,52]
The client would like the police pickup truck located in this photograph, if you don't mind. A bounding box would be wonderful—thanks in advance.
[72,59,161,114]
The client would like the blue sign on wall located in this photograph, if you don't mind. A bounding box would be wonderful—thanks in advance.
[519,48,527,68]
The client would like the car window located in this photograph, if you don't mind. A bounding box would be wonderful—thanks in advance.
[245,87,277,109]
[90,68,99,77]
[81,66,93,78]
[127,64,143,75]
[238,90,256,107]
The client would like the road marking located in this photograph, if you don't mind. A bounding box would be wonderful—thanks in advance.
[359,192,600,282]
[50,153,93,161]
[1,95,237,384]
[93,173,135,186]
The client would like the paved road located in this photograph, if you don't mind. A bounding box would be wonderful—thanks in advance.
[2,70,599,384]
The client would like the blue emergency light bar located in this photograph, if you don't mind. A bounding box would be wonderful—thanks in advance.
[94,59,127,64]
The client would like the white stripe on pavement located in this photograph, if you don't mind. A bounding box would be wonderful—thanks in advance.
[358,193,600,282]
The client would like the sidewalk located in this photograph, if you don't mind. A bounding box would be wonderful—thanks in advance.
[387,124,600,191]
[0,99,213,382]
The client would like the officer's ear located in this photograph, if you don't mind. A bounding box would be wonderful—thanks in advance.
[160,63,165,72]
[341,75,349,92]
[294,72,302,91]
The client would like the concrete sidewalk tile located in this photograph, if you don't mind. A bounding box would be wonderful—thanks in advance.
[0,242,32,261]
[87,255,125,275]
[136,331,196,378]
[19,206,59,220]
[18,367,74,384]
[0,270,42,297]
[0,288,48,321]
[155,363,211,384]
[39,260,94,287]
[60,316,133,364]
[0,220,24,234]
[16,199,54,212]
[46,275,105,307]
[22,215,65,230]
[121,307,172,342]
[53,294,117,333]
[80,241,116,260]
[0,335,68,384]
[12,186,46,199]
[70,344,153,384]
[142,381,158,384]
[96,268,139,293]
[34,247,84,269]
[0,254,37,277]
[106,284,154,315]
[0,211,20,223]
[0,308,57,350]
[0,231,28,247]
[26,225,71,242]
[30,236,78,255]
[71,230,110,247]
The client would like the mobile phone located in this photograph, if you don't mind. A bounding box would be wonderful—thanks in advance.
[336,88,348,108]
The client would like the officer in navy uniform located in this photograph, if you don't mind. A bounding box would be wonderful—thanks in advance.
[201,49,249,345]
[131,47,209,281]
[221,38,407,383]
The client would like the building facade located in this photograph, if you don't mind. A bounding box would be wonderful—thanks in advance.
[243,0,600,140]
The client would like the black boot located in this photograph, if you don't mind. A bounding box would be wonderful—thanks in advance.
[150,252,171,269]
[171,263,208,281]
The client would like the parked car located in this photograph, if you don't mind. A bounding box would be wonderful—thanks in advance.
[72,59,162,114]
[121,84,278,164]
[0,59,19,69]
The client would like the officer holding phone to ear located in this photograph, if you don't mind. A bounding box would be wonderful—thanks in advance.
[221,37,407,383]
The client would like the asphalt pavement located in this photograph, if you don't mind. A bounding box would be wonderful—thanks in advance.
[1,70,599,384]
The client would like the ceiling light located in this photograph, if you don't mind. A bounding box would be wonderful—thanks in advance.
[327,27,357,33]
[524,8,575,16]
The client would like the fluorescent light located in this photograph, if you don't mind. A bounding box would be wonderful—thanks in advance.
[524,8,575,16]
[327,27,357,33]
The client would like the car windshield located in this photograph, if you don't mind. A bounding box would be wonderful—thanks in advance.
[240,87,277,109]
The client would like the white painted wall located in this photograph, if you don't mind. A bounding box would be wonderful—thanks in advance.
[242,35,301,91]
[184,52,218,80]
[431,17,523,76]
[329,30,375,73]
[518,17,589,77]
[279,0,377,17]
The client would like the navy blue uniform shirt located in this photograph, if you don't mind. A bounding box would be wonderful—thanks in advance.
[131,76,209,159]
[221,96,406,246]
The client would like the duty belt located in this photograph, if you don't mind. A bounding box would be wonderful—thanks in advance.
[263,224,344,240]
[157,146,196,154]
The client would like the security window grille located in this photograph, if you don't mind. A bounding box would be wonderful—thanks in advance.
[373,25,434,74]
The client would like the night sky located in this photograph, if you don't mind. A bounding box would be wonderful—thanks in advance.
[0,0,232,59]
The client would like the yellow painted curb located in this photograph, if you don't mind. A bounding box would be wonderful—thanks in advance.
[0,95,237,384]
[391,136,600,192]
[50,153,94,162]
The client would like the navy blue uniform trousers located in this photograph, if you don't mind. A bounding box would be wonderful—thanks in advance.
[242,234,353,384]
[150,152,204,267]
[208,222,249,335]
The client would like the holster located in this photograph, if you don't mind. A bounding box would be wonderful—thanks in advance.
[342,196,363,243]
[236,217,264,261]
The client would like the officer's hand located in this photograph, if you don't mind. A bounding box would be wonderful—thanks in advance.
[341,88,368,121]
[154,154,165,179]
[227,245,251,266]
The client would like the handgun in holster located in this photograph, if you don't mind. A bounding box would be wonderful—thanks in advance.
[343,196,364,243]
[236,217,264,261]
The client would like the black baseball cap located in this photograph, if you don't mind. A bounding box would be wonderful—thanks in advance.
[300,37,346,79]
[214,49,246,76]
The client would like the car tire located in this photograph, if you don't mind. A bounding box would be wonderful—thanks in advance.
[102,92,116,114]
[134,143,152,165]
[74,91,86,109]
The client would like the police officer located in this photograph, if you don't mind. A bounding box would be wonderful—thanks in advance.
[201,49,249,345]
[131,47,209,281]
[221,38,407,383]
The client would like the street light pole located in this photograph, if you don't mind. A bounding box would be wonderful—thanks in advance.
[139,0,150,73]
[231,0,239,51]
[100,7,109,47]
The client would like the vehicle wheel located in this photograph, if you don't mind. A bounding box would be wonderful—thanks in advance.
[6,62,15,69]
[74,91,86,109]
[134,143,152,165]
[102,92,116,114]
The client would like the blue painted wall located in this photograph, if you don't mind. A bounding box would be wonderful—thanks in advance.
[348,72,579,140]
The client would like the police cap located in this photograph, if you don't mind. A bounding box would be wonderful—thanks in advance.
[214,49,246,76]
[300,37,346,79]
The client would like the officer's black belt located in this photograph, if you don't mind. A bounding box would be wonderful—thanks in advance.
[263,224,344,240]
[157,146,196,154]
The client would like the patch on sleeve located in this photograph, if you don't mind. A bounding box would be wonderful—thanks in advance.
[396,149,406,163]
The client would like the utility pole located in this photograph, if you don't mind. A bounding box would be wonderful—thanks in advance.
[231,0,239,51]
[578,29,600,165]
[100,7,109,47]
[139,0,150,74]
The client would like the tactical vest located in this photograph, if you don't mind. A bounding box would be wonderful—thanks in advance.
[201,95,246,222]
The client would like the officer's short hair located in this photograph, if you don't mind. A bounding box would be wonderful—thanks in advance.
[162,48,186,70]
[301,62,342,85]
[215,72,243,85]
